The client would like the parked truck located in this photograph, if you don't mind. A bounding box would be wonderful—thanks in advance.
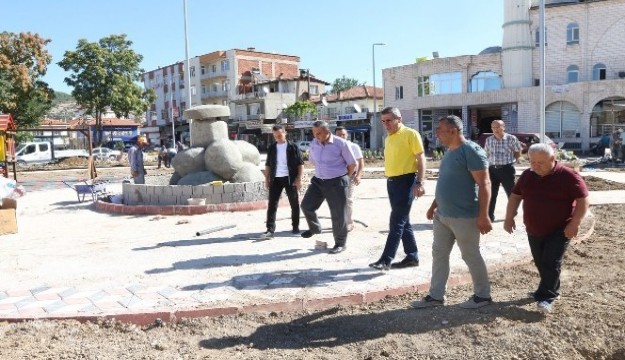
[15,141,89,165]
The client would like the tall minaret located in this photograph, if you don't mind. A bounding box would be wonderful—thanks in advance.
[502,0,533,88]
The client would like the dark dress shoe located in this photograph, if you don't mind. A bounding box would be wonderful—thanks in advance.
[292,228,300,234]
[368,260,390,271]
[329,246,345,254]
[301,230,317,238]
[391,257,419,269]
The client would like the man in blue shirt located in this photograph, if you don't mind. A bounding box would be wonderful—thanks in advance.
[300,120,356,254]
[412,115,494,309]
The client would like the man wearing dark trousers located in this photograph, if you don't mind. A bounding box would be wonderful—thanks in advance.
[484,120,522,222]
[504,143,589,313]
[300,120,356,254]
[369,107,426,271]
[262,125,304,239]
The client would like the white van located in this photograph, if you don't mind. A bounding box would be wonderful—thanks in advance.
[15,141,89,164]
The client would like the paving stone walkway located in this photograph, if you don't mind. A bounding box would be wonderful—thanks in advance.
[0,167,622,325]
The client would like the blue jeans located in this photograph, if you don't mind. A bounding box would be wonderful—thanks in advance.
[379,174,418,264]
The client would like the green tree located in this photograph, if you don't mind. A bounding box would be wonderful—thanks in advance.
[58,34,156,144]
[52,91,74,106]
[330,76,362,94]
[0,31,54,128]
[285,101,317,121]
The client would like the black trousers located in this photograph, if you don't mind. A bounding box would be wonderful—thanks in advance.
[266,176,300,233]
[488,163,516,221]
[300,175,349,247]
[528,230,570,303]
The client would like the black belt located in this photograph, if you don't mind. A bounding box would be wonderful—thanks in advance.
[489,163,514,169]
[316,174,347,181]
[387,173,416,181]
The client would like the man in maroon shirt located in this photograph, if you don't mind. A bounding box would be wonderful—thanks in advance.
[504,143,589,313]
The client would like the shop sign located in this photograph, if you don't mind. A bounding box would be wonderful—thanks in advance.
[337,112,368,121]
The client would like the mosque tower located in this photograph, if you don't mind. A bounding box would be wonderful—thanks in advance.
[502,0,533,88]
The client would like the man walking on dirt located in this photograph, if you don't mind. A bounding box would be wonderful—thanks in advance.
[412,115,493,309]
[128,136,148,184]
[262,125,304,239]
[504,143,589,313]
[334,126,364,232]
[369,107,426,271]
[484,120,522,222]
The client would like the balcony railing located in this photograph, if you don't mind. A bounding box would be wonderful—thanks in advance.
[201,90,228,99]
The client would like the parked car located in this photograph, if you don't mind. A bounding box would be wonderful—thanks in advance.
[15,141,89,165]
[92,147,121,161]
[477,132,556,153]
[295,141,312,152]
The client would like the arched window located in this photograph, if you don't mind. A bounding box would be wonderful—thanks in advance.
[470,71,502,92]
[593,63,606,80]
[535,27,548,47]
[567,65,579,83]
[567,23,579,45]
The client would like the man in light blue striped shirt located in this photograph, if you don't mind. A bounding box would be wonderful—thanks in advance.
[484,120,522,222]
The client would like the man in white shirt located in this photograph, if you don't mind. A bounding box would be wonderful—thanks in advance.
[334,126,364,232]
[262,125,304,239]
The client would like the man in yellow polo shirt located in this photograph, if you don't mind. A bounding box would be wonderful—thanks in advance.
[369,107,426,270]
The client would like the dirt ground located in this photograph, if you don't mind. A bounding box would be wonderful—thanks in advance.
[2,163,625,359]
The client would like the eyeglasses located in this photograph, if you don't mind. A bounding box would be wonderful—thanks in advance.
[380,119,395,123]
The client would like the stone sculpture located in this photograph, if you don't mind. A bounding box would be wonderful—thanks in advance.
[169,105,264,186]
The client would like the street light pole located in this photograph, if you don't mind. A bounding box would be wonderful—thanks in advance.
[371,43,385,150]
[183,0,193,146]
[539,0,546,144]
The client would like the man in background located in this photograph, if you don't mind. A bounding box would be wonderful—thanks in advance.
[484,120,522,222]
[128,136,148,184]
[334,126,364,232]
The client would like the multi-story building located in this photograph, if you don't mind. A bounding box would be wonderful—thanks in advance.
[383,0,625,152]
[142,48,302,146]
[310,85,384,150]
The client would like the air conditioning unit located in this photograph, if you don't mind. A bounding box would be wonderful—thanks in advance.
[618,71,625,79]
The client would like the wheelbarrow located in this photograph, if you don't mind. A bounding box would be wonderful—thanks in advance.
[62,179,108,202]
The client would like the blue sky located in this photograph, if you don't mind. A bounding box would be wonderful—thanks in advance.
[2,0,504,94]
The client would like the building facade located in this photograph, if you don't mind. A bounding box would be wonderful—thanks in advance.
[383,0,625,151]
[311,85,384,150]
[142,48,301,146]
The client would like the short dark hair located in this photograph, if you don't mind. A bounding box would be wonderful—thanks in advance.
[334,126,346,132]
[439,115,464,133]
[312,120,329,130]
[272,125,284,131]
